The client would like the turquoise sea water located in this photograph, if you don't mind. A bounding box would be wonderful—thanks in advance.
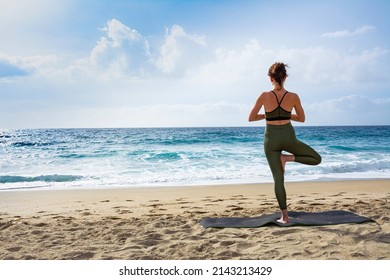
[0,126,389,191]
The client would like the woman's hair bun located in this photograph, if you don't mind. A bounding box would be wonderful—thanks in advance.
[268,62,288,86]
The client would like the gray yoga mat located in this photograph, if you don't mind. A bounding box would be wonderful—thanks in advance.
[199,210,373,228]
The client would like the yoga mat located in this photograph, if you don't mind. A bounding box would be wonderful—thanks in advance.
[199,210,374,228]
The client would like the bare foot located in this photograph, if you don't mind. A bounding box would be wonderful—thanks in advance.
[280,154,295,173]
[277,218,289,224]
[277,209,289,223]
[280,154,287,173]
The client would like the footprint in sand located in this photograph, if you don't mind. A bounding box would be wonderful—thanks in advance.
[7,246,22,252]
[104,216,121,220]
[227,205,244,211]
[176,198,189,201]
[219,240,236,247]
[310,203,324,206]
[261,202,274,206]
[0,221,14,231]
[175,201,190,205]
[33,222,48,227]
[64,251,95,260]
[117,209,133,214]
[189,210,208,215]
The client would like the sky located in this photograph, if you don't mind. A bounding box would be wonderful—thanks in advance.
[0,0,389,128]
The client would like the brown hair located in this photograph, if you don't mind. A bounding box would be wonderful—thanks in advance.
[268,62,288,88]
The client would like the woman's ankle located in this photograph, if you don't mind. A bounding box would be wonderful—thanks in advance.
[277,209,289,223]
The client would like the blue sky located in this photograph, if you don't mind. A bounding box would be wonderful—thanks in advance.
[1,0,389,128]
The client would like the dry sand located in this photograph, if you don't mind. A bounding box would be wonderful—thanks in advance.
[0,180,389,260]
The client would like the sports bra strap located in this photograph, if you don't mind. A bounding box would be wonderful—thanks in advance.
[271,90,289,105]
[279,91,289,104]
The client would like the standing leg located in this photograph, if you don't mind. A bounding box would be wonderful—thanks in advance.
[264,125,294,223]
[264,148,289,223]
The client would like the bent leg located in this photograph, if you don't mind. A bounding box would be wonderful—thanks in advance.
[286,139,321,166]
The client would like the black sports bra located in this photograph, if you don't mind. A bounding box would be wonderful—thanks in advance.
[265,91,291,121]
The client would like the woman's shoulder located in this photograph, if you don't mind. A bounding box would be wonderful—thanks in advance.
[259,90,274,97]
[286,91,300,100]
[286,90,298,96]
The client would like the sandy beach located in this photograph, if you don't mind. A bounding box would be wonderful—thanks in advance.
[0,179,389,260]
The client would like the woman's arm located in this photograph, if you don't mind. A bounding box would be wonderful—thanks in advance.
[291,94,305,122]
[249,113,266,122]
[248,93,265,122]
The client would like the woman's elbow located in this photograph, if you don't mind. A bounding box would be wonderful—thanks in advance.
[297,113,305,122]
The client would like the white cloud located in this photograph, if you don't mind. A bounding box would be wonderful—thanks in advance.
[192,39,270,84]
[71,20,208,79]
[306,95,390,125]
[0,52,66,78]
[156,25,207,75]
[89,19,152,77]
[189,41,390,90]
[63,21,210,80]
[321,25,376,38]
[1,18,389,128]
[277,46,390,86]
[100,18,144,47]
[3,19,388,89]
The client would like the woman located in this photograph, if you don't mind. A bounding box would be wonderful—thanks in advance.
[248,62,321,223]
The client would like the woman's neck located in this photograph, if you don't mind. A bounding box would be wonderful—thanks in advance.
[272,83,285,91]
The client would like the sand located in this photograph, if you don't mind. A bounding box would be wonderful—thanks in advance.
[0,180,389,260]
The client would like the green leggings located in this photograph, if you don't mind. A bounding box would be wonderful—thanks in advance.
[264,123,321,210]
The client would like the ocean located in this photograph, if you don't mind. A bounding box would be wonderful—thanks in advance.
[1,126,389,191]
